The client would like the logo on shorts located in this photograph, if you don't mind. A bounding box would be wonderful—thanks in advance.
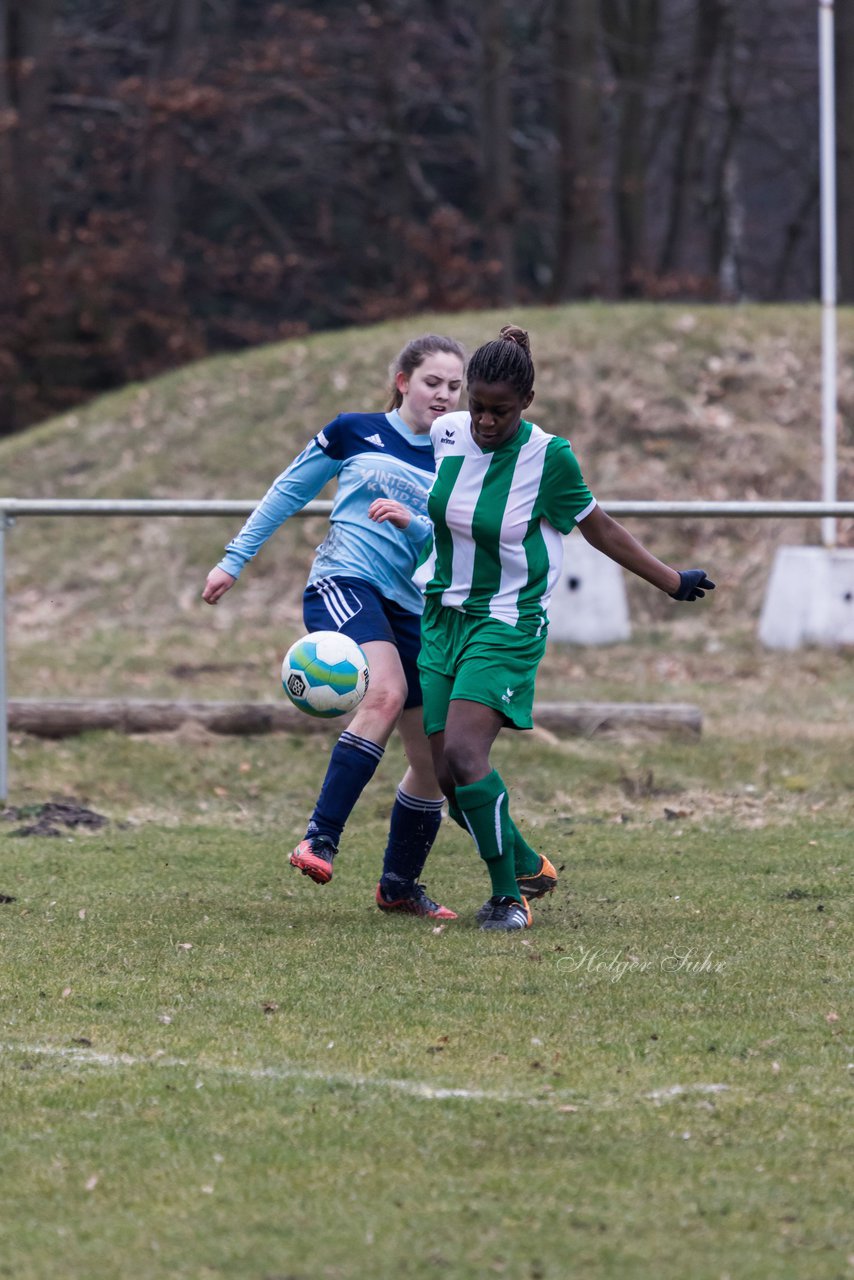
[501,687,515,704]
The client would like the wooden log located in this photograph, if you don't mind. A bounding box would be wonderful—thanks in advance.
[533,701,702,737]
[7,698,702,739]
[7,699,330,738]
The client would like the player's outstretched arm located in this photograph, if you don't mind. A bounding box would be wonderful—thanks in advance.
[202,566,236,605]
[577,507,714,601]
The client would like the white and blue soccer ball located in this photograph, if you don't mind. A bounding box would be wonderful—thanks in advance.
[281,630,369,718]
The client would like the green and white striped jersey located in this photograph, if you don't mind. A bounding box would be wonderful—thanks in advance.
[423,411,597,634]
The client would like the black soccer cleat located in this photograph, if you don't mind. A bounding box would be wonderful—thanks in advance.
[476,855,558,922]
[478,895,533,931]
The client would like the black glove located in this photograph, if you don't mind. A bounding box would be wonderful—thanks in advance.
[670,569,715,602]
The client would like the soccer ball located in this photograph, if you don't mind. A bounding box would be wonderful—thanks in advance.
[281,630,370,718]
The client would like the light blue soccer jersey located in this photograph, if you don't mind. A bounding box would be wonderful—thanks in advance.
[218,409,434,614]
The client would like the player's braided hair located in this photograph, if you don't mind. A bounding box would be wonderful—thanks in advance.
[466,324,534,400]
[385,333,466,410]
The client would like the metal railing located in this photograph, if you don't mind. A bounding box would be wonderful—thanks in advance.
[4,496,854,802]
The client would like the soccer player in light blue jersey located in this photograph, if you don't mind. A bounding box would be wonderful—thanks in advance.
[202,334,465,919]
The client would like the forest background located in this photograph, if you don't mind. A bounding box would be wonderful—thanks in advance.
[1,0,849,436]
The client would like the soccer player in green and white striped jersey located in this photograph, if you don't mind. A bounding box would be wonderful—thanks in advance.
[373,325,714,930]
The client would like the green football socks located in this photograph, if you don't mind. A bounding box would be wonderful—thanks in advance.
[448,794,541,879]
[453,770,521,901]
[509,823,542,877]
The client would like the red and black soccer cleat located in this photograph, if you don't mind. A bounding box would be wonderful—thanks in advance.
[375,881,458,920]
[289,835,338,884]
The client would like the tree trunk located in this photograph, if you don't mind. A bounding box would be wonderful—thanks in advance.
[371,1,414,299]
[551,0,602,299]
[146,0,202,260]
[0,3,15,262]
[0,0,57,267]
[837,0,854,301]
[478,0,516,303]
[601,0,660,296]
[705,5,745,297]
[658,0,726,279]
[772,178,819,300]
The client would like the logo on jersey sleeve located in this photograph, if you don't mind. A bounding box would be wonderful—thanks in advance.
[316,429,329,449]
[432,411,467,453]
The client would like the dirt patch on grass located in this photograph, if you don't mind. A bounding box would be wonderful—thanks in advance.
[2,800,109,838]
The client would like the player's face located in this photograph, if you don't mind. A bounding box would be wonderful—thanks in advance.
[468,378,534,451]
[397,352,464,434]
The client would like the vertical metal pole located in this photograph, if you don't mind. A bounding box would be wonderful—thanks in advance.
[819,0,838,548]
[0,514,8,803]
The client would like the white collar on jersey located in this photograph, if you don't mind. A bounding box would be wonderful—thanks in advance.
[385,407,432,444]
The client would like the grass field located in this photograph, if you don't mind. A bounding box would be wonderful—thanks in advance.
[1,306,853,1276]
[2,685,852,1280]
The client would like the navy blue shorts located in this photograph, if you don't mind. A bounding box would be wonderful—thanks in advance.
[303,575,424,709]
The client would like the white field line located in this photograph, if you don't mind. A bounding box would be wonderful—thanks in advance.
[1,1041,730,1108]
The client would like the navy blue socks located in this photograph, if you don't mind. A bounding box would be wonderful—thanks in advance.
[306,731,384,846]
[307,736,445,890]
[380,787,444,890]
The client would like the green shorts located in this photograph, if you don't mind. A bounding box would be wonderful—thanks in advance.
[418,598,546,736]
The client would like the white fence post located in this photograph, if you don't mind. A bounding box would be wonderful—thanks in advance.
[819,0,838,548]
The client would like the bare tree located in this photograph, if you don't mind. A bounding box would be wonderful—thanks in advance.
[551,0,602,299]
[0,0,57,266]
[836,0,854,301]
[478,0,516,302]
[0,0,832,434]
[600,0,660,295]
[658,0,727,279]
[145,0,203,261]
[366,1,418,299]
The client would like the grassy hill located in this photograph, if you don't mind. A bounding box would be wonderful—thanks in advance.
[2,303,853,704]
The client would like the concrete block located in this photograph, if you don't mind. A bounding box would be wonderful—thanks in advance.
[758,545,854,649]
[548,529,631,645]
